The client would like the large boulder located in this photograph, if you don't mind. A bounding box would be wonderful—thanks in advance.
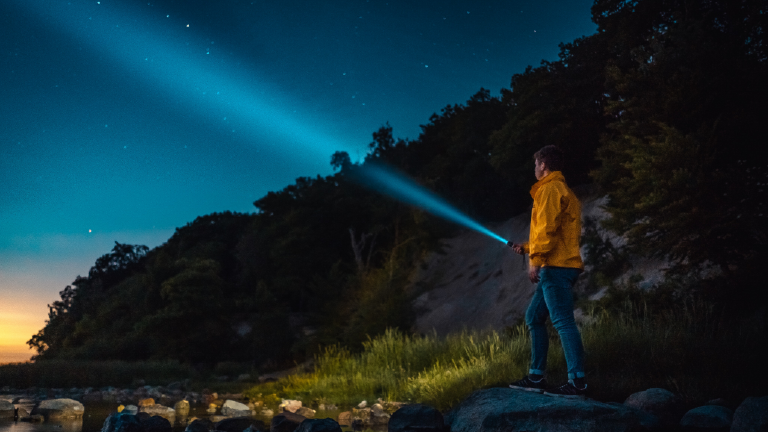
[731,396,768,432]
[680,405,733,429]
[295,418,342,432]
[0,400,14,419]
[32,398,85,420]
[445,388,659,432]
[388,404,444,432]
[215,416,267,432]
[271,411,307,432]
[220,400,250,417]
[624,388,684,426]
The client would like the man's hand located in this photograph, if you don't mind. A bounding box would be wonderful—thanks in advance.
[508,242,525,255]
[528,266,541,284]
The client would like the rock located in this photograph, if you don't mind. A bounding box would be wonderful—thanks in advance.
[389,404,444,432]
[139,398,156,407]
[124,405,139,415]
[32,398,85,420]
[624,388,684,426]
[102,412,142,432]
[0,400,14,419]
[337,412,351,426]
[271,411,307,432]
[295,418,342,432]
[139,404,175,421]
[445,388,659,432]
[352,408,371,426]
[139,415,173,432]
[210,415,228,423]
[221,400,251,417]
[295,407,316,419]
[17,407,30,419]
[280,399,303,413]
[175,400,190,415]
[680,405,734,429]
[207,404,217,414]
[260,409,275,418]
[731,396,768,432]
[237,374,252,382]
[371,403,390,425]
[215,416,267,432]
[357,401,367,409]
[706,398,731,408]
[202,393,218,405]
[185,418,214,432]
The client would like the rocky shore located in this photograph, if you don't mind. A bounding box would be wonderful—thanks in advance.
[2,385,767,432]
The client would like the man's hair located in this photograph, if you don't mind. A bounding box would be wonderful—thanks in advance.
[534,145,565,172]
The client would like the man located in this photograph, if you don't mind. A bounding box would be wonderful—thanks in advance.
[508,145,587,398]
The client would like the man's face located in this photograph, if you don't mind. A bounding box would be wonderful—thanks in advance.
[534,158,547,180]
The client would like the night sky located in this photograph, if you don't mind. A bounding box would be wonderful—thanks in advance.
[0,0,596,362]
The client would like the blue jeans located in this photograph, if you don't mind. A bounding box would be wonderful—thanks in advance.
[525,266,585,380]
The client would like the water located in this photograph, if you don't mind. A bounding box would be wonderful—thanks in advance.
[357,163,509,245]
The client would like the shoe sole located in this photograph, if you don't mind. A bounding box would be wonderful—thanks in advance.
[509,385,545,393]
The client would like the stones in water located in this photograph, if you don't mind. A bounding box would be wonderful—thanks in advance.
[295,407,316,419]
[295,418,342,432]
[32,398,85,420]
[0,400,14,419]
[731,396,768,432]
[279,399,302,413]
[174,400,190,416]
[445,388,659,432]
[123,405,139,415]
[221,399,250,417]
[388,404,444,432]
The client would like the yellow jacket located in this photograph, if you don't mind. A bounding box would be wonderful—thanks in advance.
[522,171,584,270]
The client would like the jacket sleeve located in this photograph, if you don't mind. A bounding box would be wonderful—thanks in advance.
[529,184,562,267]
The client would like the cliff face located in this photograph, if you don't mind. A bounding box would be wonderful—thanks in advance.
[408,186,668,336]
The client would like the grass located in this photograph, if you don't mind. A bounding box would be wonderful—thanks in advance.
[245,301,767,411]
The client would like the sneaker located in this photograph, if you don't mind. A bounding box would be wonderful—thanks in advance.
[509,375,548,393]
[544,381,587,398]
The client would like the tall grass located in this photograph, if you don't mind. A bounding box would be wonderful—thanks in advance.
[246,302,766,411]
[0,360,197,389]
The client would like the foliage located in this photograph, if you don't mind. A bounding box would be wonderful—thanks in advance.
[591,0,768,301]
[0,360,196,389]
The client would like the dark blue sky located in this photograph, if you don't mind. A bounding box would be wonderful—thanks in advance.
[0,0,596,361]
